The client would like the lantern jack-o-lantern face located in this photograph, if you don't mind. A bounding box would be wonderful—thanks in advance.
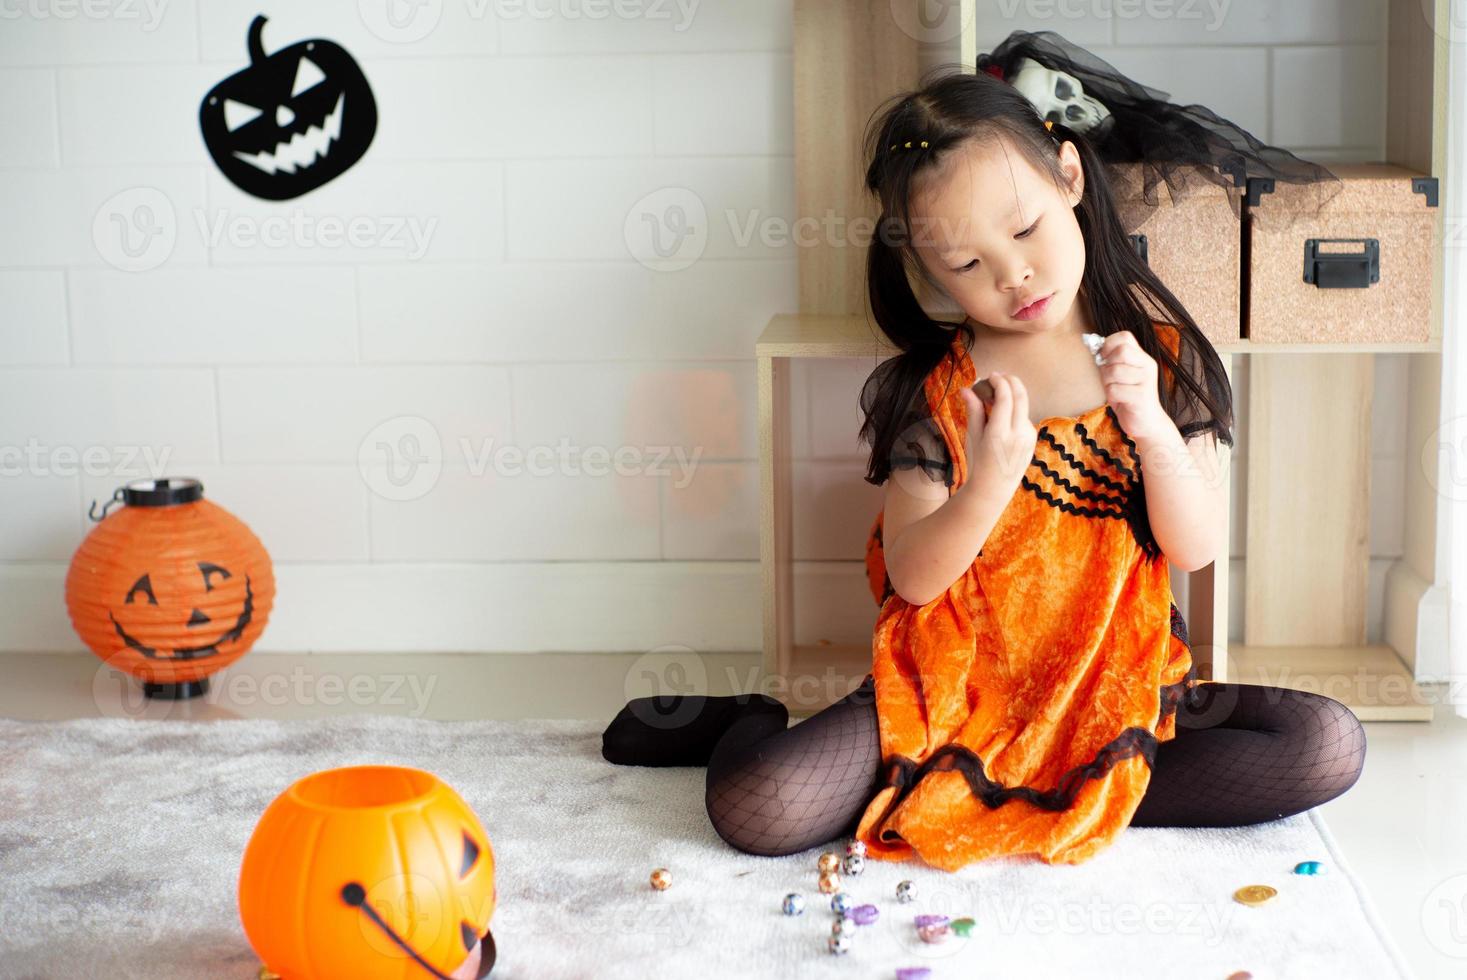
[66,478,275,697]
[239,766,499,980]
[200,14,377,200]
[107,561,254,661]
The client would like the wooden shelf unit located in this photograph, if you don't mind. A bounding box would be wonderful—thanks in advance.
[765,0,1449,720]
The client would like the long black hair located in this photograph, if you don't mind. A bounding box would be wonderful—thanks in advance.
[857,65,1235,489]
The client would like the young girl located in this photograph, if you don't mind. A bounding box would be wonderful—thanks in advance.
[603,66,1366,869]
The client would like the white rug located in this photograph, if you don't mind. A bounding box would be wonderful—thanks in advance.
[0,714,1411,980]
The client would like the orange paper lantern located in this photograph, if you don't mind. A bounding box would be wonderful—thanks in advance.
[65,477,274,699]
[239,765,498,980]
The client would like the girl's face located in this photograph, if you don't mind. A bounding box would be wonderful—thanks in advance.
[910,133,1088,338]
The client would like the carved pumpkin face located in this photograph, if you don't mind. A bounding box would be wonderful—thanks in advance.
[239,766,498,980]
[200,14,376,200]
[107,560,254,662]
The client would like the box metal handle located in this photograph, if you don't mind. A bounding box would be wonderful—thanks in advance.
[1303,238,1379,288]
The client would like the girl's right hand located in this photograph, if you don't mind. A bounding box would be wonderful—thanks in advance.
[958,371,1036,504]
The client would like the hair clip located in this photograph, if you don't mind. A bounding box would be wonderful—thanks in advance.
[888,139,931,152]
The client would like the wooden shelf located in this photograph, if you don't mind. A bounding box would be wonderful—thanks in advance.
[784,643,872,720]
[1228,644,1434,722]
[756,313,1443,358]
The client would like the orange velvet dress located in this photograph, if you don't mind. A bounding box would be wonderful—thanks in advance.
[855,322,1204,870]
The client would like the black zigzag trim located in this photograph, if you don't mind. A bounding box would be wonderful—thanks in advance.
[1093,407,1161,561]
[1113,410,1145,472]
[1074,417,1135,481]
[1037,429,1130,492]
[1031,457,1128,510]
[873,725,1160,835]
[1025,416,1161,560]
[1020,475,1131,521]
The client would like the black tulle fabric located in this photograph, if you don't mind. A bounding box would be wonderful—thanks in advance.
[977,29,1344,218]
[704,675,1366,857]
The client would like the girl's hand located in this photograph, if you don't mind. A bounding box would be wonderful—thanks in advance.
[1097,331,1174,443]
[958,371,1035,503]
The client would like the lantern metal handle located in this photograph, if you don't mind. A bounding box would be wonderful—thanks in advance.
[87,487,125,523]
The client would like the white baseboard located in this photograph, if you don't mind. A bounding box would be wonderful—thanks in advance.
[0,560,874,655]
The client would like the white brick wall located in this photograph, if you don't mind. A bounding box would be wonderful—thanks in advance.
[0,1,1400,654]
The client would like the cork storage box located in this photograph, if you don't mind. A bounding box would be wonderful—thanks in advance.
[1106,161,1244,346]
[1244,162,1439,343]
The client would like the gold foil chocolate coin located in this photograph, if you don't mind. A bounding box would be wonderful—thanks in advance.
[1232,884,1277,906]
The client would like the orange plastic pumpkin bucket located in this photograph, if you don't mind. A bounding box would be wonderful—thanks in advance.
[238,765,498,980]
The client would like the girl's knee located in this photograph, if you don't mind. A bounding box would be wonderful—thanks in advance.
[703,790,803,857]
[1291,691,1367,792]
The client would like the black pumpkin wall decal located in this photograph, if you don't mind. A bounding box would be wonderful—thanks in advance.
[200,14,377,201]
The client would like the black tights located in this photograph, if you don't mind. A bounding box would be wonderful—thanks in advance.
[704,676,1367,857]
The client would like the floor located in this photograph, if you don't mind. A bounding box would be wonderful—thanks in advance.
[4,651,1466,979]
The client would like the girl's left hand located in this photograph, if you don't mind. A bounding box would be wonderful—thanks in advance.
[1096,330,1174,443]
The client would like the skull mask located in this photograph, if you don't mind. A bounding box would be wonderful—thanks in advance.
[1010,56,1111,136]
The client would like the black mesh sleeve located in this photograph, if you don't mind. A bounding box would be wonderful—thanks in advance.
[859,356,955,488]
[889,404,954,487]
[1164,330,1235,448]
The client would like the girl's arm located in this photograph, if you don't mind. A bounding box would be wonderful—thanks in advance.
[1095,328,1230,572]
[882,473,1010,606]
[1132,427,1231,572]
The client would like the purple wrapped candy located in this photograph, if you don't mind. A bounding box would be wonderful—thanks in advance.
[913,913,950,928]
[896,969,933,980]
[850,903,880,926]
